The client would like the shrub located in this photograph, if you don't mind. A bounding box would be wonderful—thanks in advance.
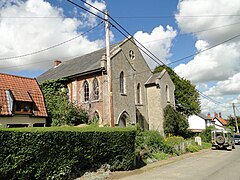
[0,127,136,180]
[165,136,185,147]
[200,126,214,143]
[152,152,169,160]
[186,142,201,153]
[165,136,185,155]
[135,130,175,164]
[163,105,190,138]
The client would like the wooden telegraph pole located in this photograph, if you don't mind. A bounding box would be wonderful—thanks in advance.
[105,11,114,127]
[232,103,239,133]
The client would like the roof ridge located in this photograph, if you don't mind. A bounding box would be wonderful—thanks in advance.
[0,72,35,80]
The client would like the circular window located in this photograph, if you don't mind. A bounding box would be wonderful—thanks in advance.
[129,50,135,60]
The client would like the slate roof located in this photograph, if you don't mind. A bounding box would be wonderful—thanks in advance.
[197,113,212,120]
[0,73,48,117]
[37,41,123,82]
[145,69,166,85]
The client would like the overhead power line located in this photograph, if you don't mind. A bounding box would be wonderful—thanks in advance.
[142,21,240,44]
[69,0,230,107]
[167,33,240,65]
[78,0,166,66]
[2,14,240,19]
[198,91,222,105]
[0,21,103,61]
[114,14,240,19]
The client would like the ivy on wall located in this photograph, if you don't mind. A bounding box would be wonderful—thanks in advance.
[39,79,88,126]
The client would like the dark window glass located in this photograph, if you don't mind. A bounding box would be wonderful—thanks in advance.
[120,71,125,94]
[93,78,99,100]
[83,80,89,102]
[137,83,141,104]
[16,102,21,111]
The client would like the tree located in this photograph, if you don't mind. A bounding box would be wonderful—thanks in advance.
[154,65,201,116]
[40,79,88,126]
[227,115,240,132]
[163,105,189,138]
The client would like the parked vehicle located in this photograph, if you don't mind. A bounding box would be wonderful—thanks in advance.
[211,129,235,151]
[234,134,240,145]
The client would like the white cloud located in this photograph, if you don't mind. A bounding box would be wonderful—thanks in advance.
[134,25,177,69]
[200,97,231,118]
[176,0,240,45]
[174,0,240,83]
[175,0,240,117]
[205,73,240,96]
[0,0,105,72]
[174,41,240,83]
[81,0,106,27]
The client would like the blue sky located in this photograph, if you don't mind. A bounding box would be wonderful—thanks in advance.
[0,0,240,118]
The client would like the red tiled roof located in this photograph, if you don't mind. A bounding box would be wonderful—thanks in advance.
[213,116,228,126]
[0,89,10,115]
[0,73,47,117]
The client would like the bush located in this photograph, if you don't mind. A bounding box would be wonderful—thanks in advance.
[163,105,190,138]
[165,136,185,147]
[200,126,214,143]
[186,142,201,153]
[165,136,186,155]
[0,127,136,180]
[135,130,175,164]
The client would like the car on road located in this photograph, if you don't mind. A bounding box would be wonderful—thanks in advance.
[234,134,240,145]
[211,129,235,151]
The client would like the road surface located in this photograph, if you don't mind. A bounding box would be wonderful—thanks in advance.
[112,146,240,180]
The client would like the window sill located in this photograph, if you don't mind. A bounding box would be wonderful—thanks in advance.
[82,99,102,104]
[120,93,127,96]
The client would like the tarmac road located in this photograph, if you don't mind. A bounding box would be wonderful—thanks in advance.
[112,146,240,180]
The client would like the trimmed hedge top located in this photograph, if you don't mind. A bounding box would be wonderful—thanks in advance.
[0,126,136,180]
[0,126,135,132]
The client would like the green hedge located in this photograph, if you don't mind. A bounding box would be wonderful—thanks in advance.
[0,127,136,180]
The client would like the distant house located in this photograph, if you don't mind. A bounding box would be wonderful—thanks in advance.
[188,112,228,132]
[211,112,227,130]
[188,113,212,132]
[37,37,175,133]
[0,73,48,128]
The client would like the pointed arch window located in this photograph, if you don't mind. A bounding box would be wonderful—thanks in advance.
[93,78,99,100]
[120,71,125,94]
[83,80,89,102]
[137,83,141,104]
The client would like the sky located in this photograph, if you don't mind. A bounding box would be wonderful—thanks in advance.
[0,0,240,118]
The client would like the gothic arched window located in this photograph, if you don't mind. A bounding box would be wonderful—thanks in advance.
[120,71,125,94]
[83,80,89,102]
[93,78,99,100]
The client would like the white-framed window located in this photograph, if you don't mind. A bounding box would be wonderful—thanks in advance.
[120,71,125,94]
[93,78,99,100]
[83,80,89,102]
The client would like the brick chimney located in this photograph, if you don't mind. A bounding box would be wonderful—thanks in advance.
[219,112,222,118]
[207,113,211,118]
[214,112,218,117]
[54,60,62,67]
